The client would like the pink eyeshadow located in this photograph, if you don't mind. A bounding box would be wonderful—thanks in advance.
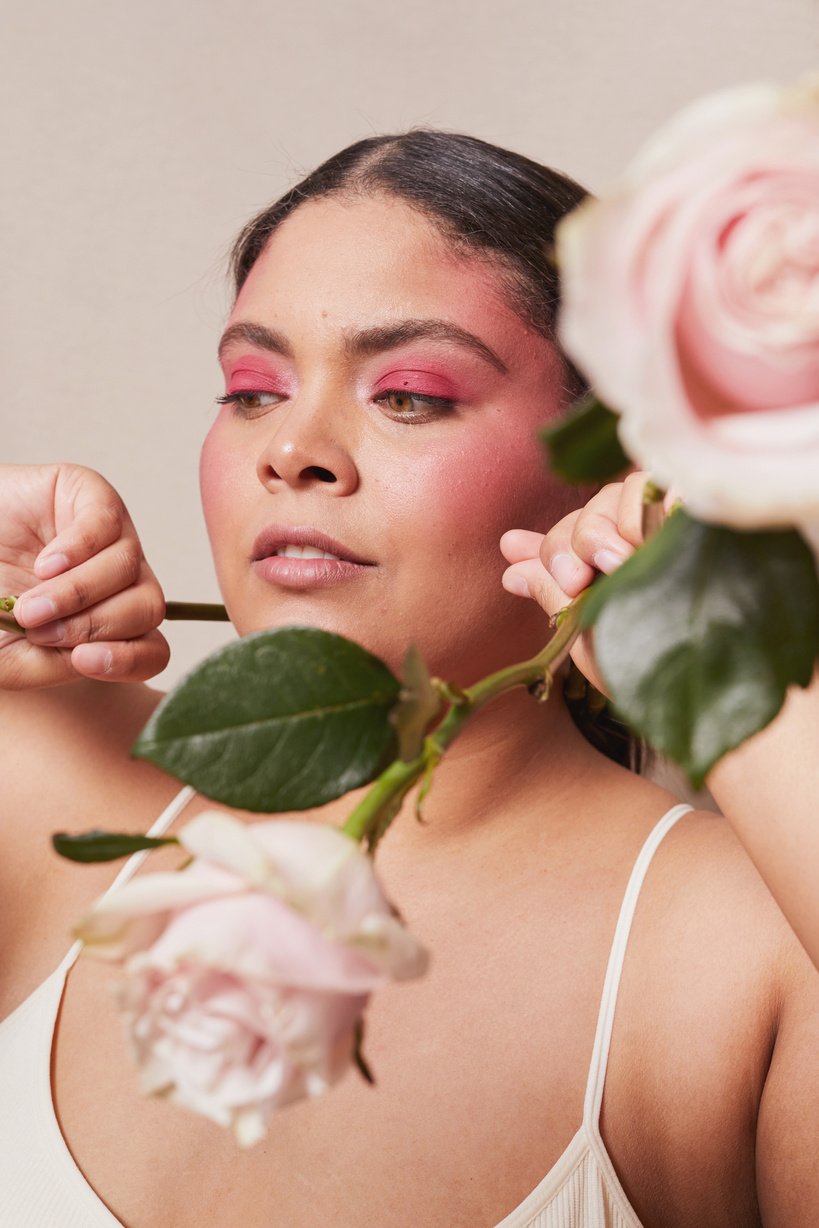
[372,367,465,400]
[223,356,293,394]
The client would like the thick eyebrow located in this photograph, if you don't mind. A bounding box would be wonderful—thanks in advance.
[345,319,508,374]
[218,317,508,374]
[218,321,293,363]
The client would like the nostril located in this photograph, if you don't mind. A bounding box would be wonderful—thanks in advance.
[305,466,336,483]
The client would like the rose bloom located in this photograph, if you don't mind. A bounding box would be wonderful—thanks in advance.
[75,814,428,1146]
[557,74,819,542]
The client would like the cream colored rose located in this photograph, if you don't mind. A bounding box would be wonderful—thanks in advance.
[557,75,819,540]
[76,814,428,1146]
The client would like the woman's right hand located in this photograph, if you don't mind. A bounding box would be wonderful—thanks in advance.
[0,464,169,689]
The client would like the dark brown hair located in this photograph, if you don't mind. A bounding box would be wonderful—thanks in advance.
[230,129,589,405]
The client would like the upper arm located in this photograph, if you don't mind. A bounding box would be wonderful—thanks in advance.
[756,938,819,1225]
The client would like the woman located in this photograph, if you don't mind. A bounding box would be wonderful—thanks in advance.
[1,132,818,1228]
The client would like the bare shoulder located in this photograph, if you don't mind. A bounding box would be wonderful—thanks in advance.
[1,678,172,830]
[628,806,800,1053]
[604,805,819,1225]
[0,680,184,1017]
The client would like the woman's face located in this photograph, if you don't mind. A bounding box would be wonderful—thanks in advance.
[200,193,576,684]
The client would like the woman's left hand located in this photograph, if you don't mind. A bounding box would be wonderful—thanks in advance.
[499,472,663,692]
[503,475,819,973]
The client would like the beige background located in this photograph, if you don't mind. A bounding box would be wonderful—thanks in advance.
[2,0,818,685]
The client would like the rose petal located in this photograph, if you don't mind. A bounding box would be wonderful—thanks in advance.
[558,71,819,530]
[75,866,244,959]
[178,812,279,888]
[134,893,388,992]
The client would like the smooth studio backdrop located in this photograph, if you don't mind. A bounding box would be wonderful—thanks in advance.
[3,0,818,684]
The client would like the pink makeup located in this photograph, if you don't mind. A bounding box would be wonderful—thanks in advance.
[221,355,294,396]
[371,367,462,401]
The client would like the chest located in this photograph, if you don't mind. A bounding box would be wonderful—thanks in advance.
[43,874,763,1228]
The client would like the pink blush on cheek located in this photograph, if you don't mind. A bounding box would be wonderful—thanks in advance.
[399,431,557,536]
[199,412,251,519]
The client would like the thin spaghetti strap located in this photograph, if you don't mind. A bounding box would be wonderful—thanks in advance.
[96,784,197,904]
[582,802,693,1133]
[54,785,197,977]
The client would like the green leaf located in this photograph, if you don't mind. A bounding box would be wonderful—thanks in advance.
[540,394,630,483]
[389,646,442,762]
[52,830,178,863]
[134,627,401,812]
[581,511,819,787]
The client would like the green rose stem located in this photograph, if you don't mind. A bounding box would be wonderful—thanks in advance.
[342,591,590,851]
[164,602,230,622]
[0,597,230,632]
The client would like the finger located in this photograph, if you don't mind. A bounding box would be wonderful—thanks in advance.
[25,583,165,648]
[0,638,77,691]
[523,508,594,596]
[15,537,148,629]
[617,471,656,547]
[503,558,570,618]
[33,471,128,580]
[569,508,634,575]
[499,528,546,564]
[71,630,171,683]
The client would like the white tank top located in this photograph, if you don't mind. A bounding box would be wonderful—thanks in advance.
[0,793,692,1227]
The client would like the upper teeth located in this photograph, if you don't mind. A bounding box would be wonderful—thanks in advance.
[275,545,342,560]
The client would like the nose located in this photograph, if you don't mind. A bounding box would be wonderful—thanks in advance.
[255,399,359,496]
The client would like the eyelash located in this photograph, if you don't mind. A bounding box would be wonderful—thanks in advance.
[215,390,283,418]
[215,388,457,424]
[372,389,456,423]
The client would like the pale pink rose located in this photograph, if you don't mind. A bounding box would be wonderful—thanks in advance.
[75,814,428,1146]
[557,75,819,541]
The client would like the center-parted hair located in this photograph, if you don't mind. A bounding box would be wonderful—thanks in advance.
[230,130,589,403]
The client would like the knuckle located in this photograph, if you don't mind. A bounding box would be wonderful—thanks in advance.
[113,539,142,583]
[73,499,124,556]
[586,482,624,513]
[82,612,106,642]
[540,510,579,560]
[571,512,611,555]
[61,573,92,610]
[143,590,166,630]
[98,498,125,539]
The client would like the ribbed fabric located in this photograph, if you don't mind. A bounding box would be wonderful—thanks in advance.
[0,795,691,1228]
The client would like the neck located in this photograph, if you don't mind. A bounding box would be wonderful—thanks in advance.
[322,683,604,854]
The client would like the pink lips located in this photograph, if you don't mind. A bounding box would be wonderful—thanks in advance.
[251,525,375,590]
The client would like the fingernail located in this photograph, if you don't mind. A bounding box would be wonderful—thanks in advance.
[549,553,584,592]
[28,619,66,644]
[34,552,70,580]
[17,595,57,626]
[503,573,530,598]
[77,646,114,675]
[592,548,628,574]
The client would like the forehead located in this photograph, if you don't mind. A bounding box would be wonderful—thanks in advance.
[230,194,535,360]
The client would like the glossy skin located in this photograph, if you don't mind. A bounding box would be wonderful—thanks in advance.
[200,193,581,685]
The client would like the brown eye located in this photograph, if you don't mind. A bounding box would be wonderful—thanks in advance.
[216,391,282,418]
[374,389,457,422]
[386,391,416,414]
